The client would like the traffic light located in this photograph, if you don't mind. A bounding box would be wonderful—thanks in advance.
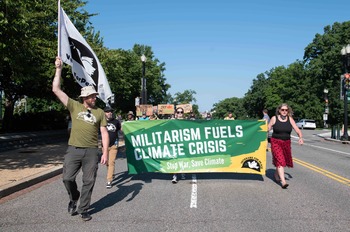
[345,77,350,90]
[340,74,350,101]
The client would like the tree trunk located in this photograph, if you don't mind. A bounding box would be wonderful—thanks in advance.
[1,98,14,132]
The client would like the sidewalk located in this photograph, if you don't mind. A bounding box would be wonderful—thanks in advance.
[0,130,69,199]
[316,131,350,144]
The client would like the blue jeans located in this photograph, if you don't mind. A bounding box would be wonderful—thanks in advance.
[63,146,99,214]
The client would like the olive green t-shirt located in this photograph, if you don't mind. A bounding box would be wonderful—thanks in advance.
[67,98,107,148]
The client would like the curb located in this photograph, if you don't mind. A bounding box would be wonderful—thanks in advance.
[0,166,63,199]
[316,134,350,144]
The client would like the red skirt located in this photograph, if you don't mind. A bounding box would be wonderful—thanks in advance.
[270,137,293,168]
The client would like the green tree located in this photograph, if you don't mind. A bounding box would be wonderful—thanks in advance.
[170,89,200,117]
[212,97,246,119]
[0,1,171,131]
[171,89,197,104]
[100,45,170,115]
[263,62,322,121]
[212,21,350,127]
[243,73,270,119]
[132,44,169,106]
[0,0,90,131]
[303,22,350,125]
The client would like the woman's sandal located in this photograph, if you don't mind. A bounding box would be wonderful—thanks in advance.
[281,183,289,189]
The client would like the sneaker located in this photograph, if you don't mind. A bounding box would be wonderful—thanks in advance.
[106,182,112,189]
[172,174,178,184]
[181,173,186,180]
[80,212,92,221]
[68,201,77,216]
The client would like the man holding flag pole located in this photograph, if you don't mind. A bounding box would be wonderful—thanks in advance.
[53,1,111,221]
[58,0,113,103]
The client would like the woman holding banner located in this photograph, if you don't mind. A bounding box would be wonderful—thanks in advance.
[172,107,186,183]
[268,103,303,189]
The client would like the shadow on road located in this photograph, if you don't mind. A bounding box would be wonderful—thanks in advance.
[265,168,293,186]
[89,171,143,215]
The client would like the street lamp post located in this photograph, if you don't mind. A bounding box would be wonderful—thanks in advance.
[340,45,350,141]
[0,90,2,119]
[323,88,329,128]
[0,78,2,119]
[141,54,147,105]
[0,88,2,119]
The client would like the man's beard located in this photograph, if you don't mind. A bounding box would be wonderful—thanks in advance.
[85,100,95,108]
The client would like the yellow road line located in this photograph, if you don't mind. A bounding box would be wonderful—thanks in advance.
[293,158,350,187]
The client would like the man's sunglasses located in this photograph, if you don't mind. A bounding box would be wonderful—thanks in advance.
[87,109,92,118]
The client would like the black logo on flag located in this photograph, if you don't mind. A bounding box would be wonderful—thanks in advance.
[66,37,99,86]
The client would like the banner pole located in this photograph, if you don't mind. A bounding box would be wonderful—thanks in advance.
[57,0,61,57]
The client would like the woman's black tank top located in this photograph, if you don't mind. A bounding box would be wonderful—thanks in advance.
[272,116,292,140]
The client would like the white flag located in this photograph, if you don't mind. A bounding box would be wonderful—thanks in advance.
[58,5,112,103]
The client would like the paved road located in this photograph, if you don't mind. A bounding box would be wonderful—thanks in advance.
[0,129,349,231]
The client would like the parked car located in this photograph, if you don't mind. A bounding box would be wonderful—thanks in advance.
[296,119,316,129]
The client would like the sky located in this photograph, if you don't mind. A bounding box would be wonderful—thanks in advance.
[84,0,350,112]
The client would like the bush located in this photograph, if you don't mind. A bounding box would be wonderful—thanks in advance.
[12,110,68,132]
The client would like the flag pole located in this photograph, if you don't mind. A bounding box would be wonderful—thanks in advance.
[57,0,61,57]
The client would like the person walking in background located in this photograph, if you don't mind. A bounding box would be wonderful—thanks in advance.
[127,111,135,121]
[205,112,212,120]
[104,106,121,189]
[262,109,272,149]
[189,111,196,120]
[262,109,270,123]
[52,57,109,221]
[268,103,303,189]
[150,113,158,120]
[139,112,149,120]
[224,112,235,120]
[117,114,123,122]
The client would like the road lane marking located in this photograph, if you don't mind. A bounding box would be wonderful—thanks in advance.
[190,174,197,208]
[291,135,350,157]
[306,144,350,156]
[293,158,350,187]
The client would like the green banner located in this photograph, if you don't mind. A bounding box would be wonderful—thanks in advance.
[123,119,267,175]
